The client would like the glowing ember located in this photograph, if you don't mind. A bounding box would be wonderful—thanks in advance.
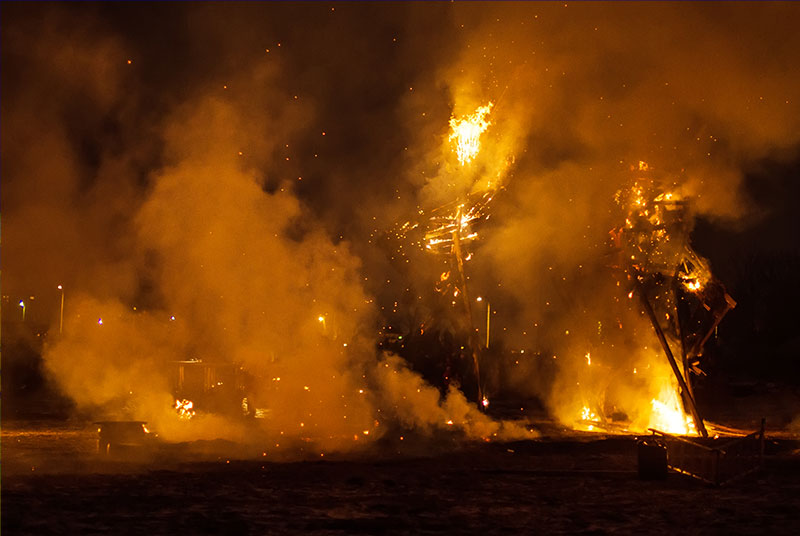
[448,102,494,166]
[174,398,196,419]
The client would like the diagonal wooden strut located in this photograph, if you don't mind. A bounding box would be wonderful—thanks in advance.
[453,204,483,405]
[638,283,708,438]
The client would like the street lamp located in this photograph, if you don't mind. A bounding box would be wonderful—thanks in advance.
[318,315,327,334]
[19,300,26,322]
[57,285,64,335]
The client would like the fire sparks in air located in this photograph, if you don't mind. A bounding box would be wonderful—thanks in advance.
[448,102,494,166]
[422,192,495,255]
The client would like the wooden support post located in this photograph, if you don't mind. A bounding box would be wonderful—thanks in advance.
[673,281,694,401]
[453,204,483,405]
[638,284,708,438]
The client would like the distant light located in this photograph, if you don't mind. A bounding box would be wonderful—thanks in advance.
[19,300,24,307]
[57,285,63,290]
[98,318,103,325]
[476,296,483,302]
[318,316,325,322]
[170,316,176,321]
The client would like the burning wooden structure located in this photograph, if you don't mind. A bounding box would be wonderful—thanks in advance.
[387,189,502,402]
[612,163,736,437]
[380,102,509,405]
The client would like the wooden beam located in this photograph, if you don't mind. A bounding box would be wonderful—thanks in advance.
[638,283,708,438]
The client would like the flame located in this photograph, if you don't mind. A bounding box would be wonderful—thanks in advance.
[578,406,600,431]
[647,383,695,435]
[682,279,702,292]
[174,398,196,420]
[581,406,597,421]
[448,102,494,166]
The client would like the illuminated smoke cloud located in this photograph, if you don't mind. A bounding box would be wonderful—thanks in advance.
[0,5,531,456]
[405,3,800,431]
[4,3,799,448]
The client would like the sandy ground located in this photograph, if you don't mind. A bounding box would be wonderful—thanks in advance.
[3,417,800,535]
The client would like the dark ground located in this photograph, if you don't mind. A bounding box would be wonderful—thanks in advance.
[2,413,800,535]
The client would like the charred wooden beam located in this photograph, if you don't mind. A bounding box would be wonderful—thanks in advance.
[638,283,708,438]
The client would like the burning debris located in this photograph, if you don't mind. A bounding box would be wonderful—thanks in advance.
[174,399,196,420]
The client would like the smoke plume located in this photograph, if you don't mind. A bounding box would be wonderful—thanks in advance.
[3,3,799,448]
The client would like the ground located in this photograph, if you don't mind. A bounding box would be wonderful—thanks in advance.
[3,416,800,535]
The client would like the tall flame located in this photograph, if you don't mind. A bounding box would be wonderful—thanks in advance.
[449,102,494,166]
[648,382,695,435]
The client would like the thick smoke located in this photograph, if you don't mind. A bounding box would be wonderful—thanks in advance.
[1,7,145,302]
[405,3,800,427]
[4,3,799,446]
[3,4,532,457]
